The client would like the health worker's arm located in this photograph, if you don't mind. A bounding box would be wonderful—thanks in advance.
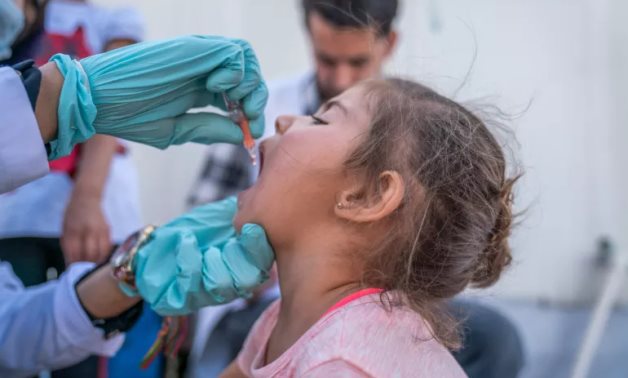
[3,35,269,193]
[0,63,58,194]
[0,262,139,376]
[35,62,63,143]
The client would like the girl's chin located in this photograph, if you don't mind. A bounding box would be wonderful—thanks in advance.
[236,187,253,213]
[234,189,255,232]
[232,214,245,233]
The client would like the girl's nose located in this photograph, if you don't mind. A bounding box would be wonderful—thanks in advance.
[275,115,295,135]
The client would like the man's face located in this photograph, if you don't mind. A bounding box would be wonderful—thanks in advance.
[307,11,397,102]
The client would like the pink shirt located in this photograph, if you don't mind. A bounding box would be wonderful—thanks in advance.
[237,292,467,377]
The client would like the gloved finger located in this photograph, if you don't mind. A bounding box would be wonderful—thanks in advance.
[238,223,275,272]
[205,47,245,93]
[220,238,271,295]
[175,196,238,247]
[104,110,241,150]
[161,199,237,232]
[226,39,267,120]
[241,81,268,123]
[170,112,246,145]
[200,245,239,303]
[93,83,209,144]
[135,228,204,316]
[189,195,238,220]
[248,114,265,139]
[192,91,227,111]
[226,40,262,105]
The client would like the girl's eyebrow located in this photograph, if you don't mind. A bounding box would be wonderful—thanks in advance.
[321,100,348,116]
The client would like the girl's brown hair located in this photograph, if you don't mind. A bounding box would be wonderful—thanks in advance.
[346,78,519,349]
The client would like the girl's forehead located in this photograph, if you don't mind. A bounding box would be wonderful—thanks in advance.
[336,84,368,105]
[328,85,371,120]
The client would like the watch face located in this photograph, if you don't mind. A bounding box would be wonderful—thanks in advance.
[111,230,141,267]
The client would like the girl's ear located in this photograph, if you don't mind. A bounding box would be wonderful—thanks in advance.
[334,170,405,223]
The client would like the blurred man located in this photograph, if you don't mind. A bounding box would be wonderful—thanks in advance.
[187,1,524,378]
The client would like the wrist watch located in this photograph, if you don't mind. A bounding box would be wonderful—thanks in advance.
[110,225,156,297]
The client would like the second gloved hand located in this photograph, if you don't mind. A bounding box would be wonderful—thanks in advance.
[133,196,274,316]
[48,35,268,159]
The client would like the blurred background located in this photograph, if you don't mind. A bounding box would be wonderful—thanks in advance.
[94,0,628,376]
[6,0,628,377]
[96,0,628,298]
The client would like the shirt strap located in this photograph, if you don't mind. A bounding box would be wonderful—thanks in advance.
[323,288,384,318]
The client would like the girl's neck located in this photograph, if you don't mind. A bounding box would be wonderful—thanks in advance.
[278,253,361,323]
[265,231,362,364]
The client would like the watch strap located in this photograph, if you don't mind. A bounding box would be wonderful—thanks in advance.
[12,59,41,110]
[74,261,144,338]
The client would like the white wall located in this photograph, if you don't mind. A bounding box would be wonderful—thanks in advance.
[93,0,627,304]
[609,0,628,252]
[93,0,312,227]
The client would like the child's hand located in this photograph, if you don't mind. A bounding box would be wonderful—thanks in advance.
[61,192,111,264]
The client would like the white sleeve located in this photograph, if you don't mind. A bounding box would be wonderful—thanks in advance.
[0,67,49,194]
[102,7,145,44]
[0,262,124,376]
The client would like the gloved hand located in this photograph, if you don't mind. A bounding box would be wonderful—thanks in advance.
[133,196,275,316]
[48,35,267,159]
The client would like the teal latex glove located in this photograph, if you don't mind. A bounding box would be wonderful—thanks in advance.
[48,35,267,159]
[133,196,275,316]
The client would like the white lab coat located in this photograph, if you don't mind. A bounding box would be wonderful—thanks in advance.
[0,66,123,377]
[0,67,48,193]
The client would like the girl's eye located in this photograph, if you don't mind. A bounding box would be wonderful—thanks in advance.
[310,114,328,126]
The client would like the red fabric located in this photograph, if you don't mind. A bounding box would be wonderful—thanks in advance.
[34,28,92,66]
[97,356,108,378]
[322,288,384,317]
[48,145,82,176]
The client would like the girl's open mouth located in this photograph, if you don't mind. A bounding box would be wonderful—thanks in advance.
[258,144,265,176]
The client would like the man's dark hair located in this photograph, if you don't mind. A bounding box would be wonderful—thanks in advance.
[302,0,399,37]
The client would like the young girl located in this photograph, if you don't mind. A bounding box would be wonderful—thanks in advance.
[222,78,517,377]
